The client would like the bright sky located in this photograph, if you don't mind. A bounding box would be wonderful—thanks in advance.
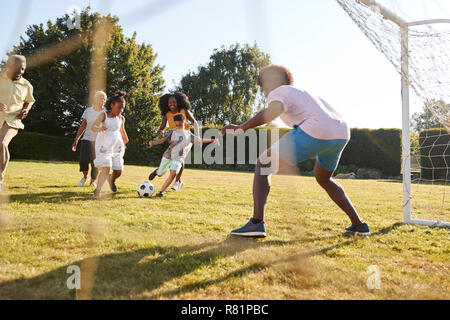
[1,0,449,129]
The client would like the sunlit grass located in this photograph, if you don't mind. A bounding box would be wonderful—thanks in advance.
[0,160,448,299]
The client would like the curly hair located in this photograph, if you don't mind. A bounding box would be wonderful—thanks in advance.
[106,90,126,112]
[158,92,192,116]
[257,65,294,87]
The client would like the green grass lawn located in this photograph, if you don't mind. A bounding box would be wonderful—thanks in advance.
[0,160,448,300]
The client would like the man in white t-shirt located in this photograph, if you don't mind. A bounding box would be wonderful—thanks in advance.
[71,91,107,187]
[221,65,369,237]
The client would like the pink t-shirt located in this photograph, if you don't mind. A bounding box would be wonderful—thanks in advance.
[267,85,350,140]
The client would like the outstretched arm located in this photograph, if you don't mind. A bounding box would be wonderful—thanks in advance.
[149,137,168,147]
[72,118,87,151]
[156,114,168,136]
[220,101,284,135]
[186,110,200,137]
[192,135,220,146]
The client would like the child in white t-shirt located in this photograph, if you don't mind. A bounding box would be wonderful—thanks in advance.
[221,65,369,238]
[148,113,219,197]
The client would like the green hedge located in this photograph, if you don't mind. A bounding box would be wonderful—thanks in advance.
[8,128,402,177]
[419,129,450,181]
[185,127,401,176]
[184,127,291,171]
[9,131,78,162]
[9,131,160,166]
[339,128,401,176]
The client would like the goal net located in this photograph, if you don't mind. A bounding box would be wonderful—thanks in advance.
[336,0,450,227]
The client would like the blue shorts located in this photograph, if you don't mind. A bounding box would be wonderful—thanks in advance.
[272,126,348,172]
[156,157,183,176]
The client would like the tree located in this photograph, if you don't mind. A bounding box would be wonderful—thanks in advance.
[7,8,165,163]
[177,43,270,126]
[411,99,448,132]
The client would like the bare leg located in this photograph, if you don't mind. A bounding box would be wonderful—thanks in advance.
[175,162,184,183]
[89,164,98,185]
[314,161,363,225]
[159,170,177,193]
[0,124,18,187]
[253,148,298,221]
[111,170,122,182]
[95,167,110,196]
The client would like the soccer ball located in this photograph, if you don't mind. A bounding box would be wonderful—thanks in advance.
[137,181,154,197]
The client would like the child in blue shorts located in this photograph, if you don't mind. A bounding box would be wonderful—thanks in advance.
[148,114,219,197]
[221,65,370,237]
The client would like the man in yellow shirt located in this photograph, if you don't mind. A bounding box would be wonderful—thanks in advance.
[0,55,35,191]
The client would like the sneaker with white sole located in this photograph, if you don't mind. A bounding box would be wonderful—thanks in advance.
[177,181,184,190]
[90,182,97,188]
[345,223,370,236]
[77,177,88,186]
[171,181,179,190]
[148,169,157,181]
[231,219,266,238]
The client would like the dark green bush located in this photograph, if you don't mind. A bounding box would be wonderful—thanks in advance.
[419,129,450,181]
[339,128,401,176]
[8,128,402,178]
[9,131,78,162]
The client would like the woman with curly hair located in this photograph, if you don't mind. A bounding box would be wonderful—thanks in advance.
[153,92,199,191]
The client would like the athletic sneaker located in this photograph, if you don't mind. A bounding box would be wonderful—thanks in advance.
[231,219,266,238]
[177,181,184,190]
[148,169,157,181]
[90,182,97,188]
[111,181,117,193]
[345,223,370,236]
[156,192,164,197]
[171,181,179,190]
[77,177,88,186]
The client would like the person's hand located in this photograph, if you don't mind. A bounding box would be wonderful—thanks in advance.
[0,103,7,112]
[16,109,29,119]
[99,126,108,132]
[213,138,220,146]
[149,140,154,147]
[220,124,244,136]
[72,140,78,152]
[156,129,163,136]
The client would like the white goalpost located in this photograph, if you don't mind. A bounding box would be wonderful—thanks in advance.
[337,0,450,227]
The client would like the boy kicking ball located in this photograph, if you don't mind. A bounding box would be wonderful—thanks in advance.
[148,114,219,197]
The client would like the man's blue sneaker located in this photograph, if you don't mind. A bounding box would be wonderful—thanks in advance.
[231,219,266,238]
[345,223,370,236]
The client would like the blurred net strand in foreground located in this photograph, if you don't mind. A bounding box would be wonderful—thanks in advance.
[337,0,449,227]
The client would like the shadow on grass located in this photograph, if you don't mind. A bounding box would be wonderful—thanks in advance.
[0,223,403,299]
[7,190,140,204]
[8,191,96,204]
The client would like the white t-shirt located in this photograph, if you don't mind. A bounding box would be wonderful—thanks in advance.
[267,85,350,140]
[81,107,104,141]
[163,129,199,162]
